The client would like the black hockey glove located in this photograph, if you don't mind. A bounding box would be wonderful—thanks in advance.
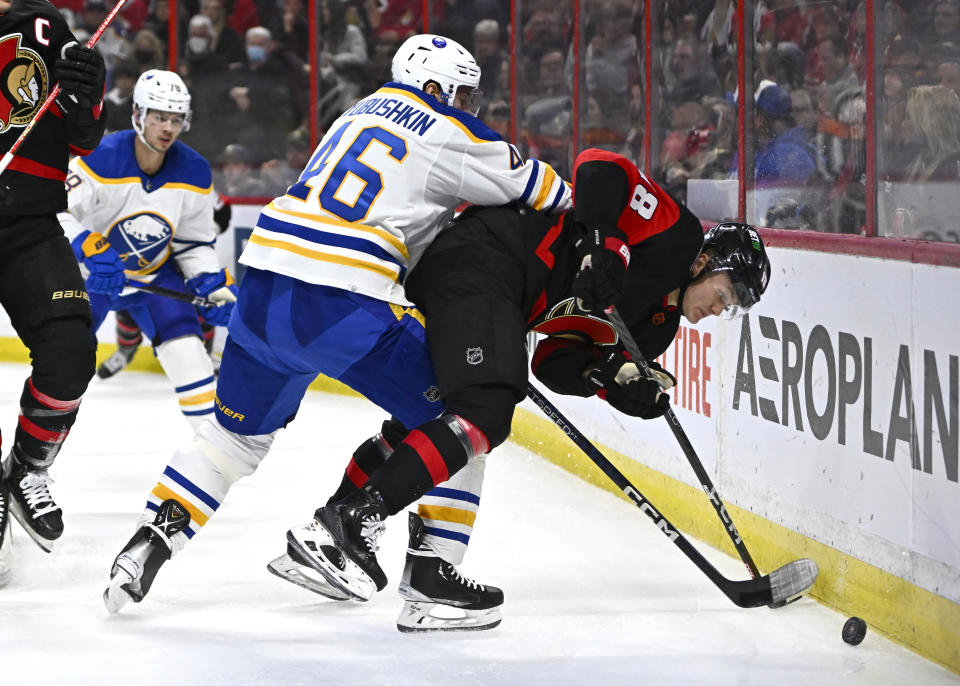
[54,45,105,113]
[585,350,671,420]
[572,225,630,312]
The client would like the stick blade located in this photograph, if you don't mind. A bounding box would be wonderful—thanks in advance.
[767,558,818,606]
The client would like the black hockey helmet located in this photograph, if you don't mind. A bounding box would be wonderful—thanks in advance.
[697,222,771,318]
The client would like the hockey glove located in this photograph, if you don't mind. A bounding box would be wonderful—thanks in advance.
[585,350,671,419]
[54,45,105,113]
[572,225,630,312]
[71,231,126,297]
[186,270,238,327]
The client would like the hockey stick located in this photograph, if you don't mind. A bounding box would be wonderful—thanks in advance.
[126,281,216,308]
[604,306,763,580]
[526,381,818,608]
[0,0,129,177]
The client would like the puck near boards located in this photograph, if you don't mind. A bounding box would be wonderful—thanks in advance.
[842,616,867,645]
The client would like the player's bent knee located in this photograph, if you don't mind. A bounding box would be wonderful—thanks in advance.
[188,418,276,486]
[444,384,518,452]
[30,316,97,399]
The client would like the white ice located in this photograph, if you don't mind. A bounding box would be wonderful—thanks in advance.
[0,362,956,686]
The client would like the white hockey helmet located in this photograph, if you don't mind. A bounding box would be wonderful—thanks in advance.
[391,34,482,113]
[131,69,192,136]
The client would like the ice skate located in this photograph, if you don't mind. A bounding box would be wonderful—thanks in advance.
[103,499,190,614]
[266,542,351,601]
[396,513,503,633]
[2,453,62,552]
[96,344,138,379]
[286,485,388,602]
[0,480,11,588]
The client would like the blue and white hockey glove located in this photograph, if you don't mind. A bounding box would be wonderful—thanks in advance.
[186,270,238,327]
[71,231,126,297]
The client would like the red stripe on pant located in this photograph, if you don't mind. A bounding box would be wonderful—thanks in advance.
[345,458,369,489]
[403,430,449,485]
[18,415,67,444]
[28,378,81,411]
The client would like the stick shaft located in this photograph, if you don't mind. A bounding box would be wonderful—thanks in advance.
[605,307,761,578]
[126,281,215,308]
[526,382,775,608]
[0,0,128,176]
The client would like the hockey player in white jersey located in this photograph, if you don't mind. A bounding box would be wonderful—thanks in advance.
[103,33,571,613]
[60,70,236,429]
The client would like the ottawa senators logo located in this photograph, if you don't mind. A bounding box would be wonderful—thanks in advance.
[0,35,48,133]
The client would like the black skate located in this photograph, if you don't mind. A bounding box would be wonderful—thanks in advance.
[103,499,191,614]
[96,344,138,379]
[2,453,63,552]
[286,485,388,601]
[397,513,503,633]
[0,478,11,587]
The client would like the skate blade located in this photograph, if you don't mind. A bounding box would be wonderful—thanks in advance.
[285,526,377,602]
[8,502,56,553]
[102,570,135,614]
[396,601,502,633]
[266,553,351,601]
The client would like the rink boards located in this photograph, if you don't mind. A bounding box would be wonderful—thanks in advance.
[1,206,957,675]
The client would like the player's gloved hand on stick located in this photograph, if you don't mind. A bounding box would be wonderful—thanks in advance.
[572,225,630,312]
[54,44,106,113]
[71,231,126,297]
[584,350,672,419]
[186,270,238,326]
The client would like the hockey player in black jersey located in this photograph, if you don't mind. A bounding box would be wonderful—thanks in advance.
[0,0,106,585]
[275,149,771,631]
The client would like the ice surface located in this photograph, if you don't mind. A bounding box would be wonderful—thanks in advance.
[0,362,956,686]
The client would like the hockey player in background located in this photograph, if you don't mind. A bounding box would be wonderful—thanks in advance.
[275,149,771,632]
[95,192,233,379]
[0,0,106,586]
[102,33,571,613]
[59,69,236,430]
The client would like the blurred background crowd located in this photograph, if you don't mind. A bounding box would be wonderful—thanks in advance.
[49,0,960,241]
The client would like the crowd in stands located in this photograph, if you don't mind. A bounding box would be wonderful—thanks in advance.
[49,0,960,241]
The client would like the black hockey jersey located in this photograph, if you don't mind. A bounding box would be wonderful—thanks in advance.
[0,0,105,216]
[448,149,704,397]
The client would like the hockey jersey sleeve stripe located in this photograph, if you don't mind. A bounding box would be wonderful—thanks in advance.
[161,465,220,511]
[519,159,540,203]
[267,202,409,259]
[417,504,477,526]
[248,233,402,281]
[532,164,558,210]
[422,525,470,545]
[257,213,405,269]
[546,180,570,213]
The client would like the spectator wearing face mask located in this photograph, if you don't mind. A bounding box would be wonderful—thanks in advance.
[103,60,139,133]
[180,14,232,160]
[223,26,296,164]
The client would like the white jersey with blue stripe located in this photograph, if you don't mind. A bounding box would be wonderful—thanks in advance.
[59,130,219,287]
[239,82,572,306]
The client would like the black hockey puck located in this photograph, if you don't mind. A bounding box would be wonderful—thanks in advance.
[842,616,867,645]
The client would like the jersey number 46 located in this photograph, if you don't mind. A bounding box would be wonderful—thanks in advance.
[287,123,408,223]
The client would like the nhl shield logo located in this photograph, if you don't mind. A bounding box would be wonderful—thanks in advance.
[423,386,440,402]
[0,34,48,133]
[466,347,483,365]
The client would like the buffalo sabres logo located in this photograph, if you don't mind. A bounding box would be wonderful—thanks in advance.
[106,212,175,273]
[0,35,48,133]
